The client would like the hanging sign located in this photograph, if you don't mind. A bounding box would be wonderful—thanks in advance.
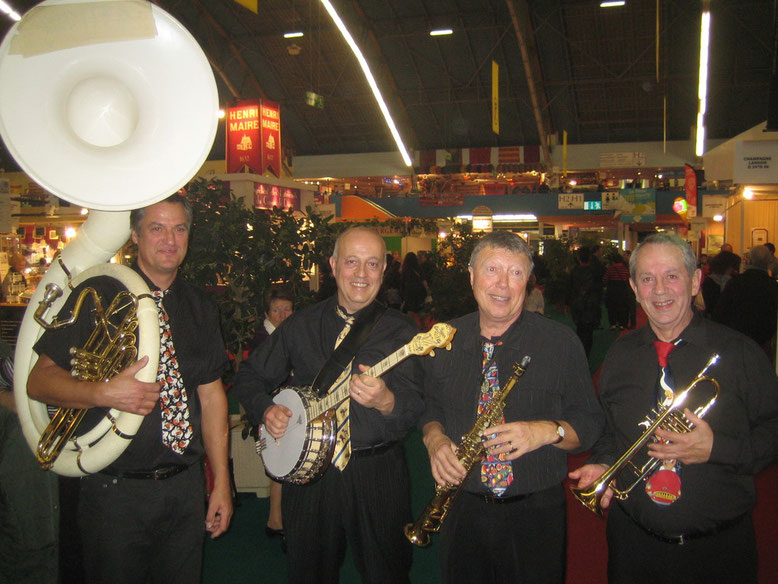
[226,100,261,174]
[260,100,282,178]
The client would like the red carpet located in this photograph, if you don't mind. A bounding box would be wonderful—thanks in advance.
[564,307,778,583]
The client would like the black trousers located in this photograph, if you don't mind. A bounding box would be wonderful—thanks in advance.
[282,442,412,584]
[607,502,758,584]
[439,485,566,584]
[78,464,206,584]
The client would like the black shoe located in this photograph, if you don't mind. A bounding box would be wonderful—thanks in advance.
[265,526,285,539]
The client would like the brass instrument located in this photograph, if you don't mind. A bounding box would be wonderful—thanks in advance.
[35,285,142,470]
[571,354,720,516]
[405,355,531,547]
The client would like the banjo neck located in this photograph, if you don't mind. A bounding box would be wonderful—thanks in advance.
[307,344,412,419]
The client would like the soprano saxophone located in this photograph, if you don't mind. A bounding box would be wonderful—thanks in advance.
[404,355,531,547]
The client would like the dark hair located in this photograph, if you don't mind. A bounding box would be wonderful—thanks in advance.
[264,286,295,313]
[130,194,192,234]
[401,251,420,275]
[765,242,775,254]
[708,250,740,275]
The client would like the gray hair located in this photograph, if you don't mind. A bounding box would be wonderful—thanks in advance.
[331,226,387,262]
[130,194,193,234]
[748,245,772,269]
[629,233,697,279]
[469,231,534,272]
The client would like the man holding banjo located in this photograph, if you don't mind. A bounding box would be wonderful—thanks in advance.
[28,195,233,584]
[570,233,778,583]
[234,226,425,583]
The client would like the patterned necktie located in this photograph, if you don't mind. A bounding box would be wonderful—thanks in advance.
[653,340,681,406]
[331,306,355,471]
[152,289,192,454]
[479,341,513,496]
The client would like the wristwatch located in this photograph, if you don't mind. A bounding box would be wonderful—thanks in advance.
[552,421,565,444]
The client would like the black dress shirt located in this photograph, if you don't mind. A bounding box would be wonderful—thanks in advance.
[591,311,778,537]
[420,309,604,496]
[234,296,424,448]
[33,265,228,471]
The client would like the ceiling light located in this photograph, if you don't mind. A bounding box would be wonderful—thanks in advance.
[695,9,711,156]
[284,31,304,39]
[0,1,22,21]
[600,1,626,7]
[713,214,723,222]
[430,29,453,36]
[319,0,412,167]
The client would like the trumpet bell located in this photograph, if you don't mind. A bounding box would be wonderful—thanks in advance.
[0,0,219,210]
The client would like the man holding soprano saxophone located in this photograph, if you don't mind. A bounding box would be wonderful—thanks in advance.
[420,231,603,584]
[570,233,778,583]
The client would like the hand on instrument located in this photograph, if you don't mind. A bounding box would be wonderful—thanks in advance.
[263,404,292,438]
[99,356,160,415]
[423,426,467,487]
[482,420,555,460]
[350,364,395,415]
[648,408,713,465]
[568,463,613,509]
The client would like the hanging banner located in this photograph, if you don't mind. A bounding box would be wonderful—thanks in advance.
[684,164,698,218]
[226,100,261,174]
[260,100,282,177]
[491,60,499,135]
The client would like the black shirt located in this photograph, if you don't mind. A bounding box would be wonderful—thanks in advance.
[33,265,228,471]
[592,311,778,537]
[420,309,604,496]
[233,296,424,448]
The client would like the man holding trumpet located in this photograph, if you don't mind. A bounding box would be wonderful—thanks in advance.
[420,231,603,584]
[571,233,778,583]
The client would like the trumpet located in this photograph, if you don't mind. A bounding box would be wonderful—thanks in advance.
[571,354,720,516]
[405,355,531,547]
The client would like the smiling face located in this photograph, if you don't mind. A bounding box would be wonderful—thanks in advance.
[131,201,190,289]
[630,242,701,342]
[469,245,531,337]
[329,229,386,314]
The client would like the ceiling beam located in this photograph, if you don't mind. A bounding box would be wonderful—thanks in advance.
[506,0,553,164]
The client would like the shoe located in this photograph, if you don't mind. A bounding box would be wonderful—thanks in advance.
[265,525,285,539]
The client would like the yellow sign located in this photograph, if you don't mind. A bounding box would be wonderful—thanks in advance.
[234,0,258,13]
[492,61,499,135]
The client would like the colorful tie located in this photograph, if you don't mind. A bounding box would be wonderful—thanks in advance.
[152,289,192,454]
[479,341,513,496]
[331,307,355,471]
[653,340,680,406]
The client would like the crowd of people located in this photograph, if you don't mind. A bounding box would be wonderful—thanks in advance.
[2,208,777,584]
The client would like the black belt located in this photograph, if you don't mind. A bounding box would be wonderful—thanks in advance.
[351,441,397,458]
[466,490,532,505]
[627,509,748,546]
[102,464,189,481]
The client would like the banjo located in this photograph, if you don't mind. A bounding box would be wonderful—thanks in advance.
[257,322,456,485]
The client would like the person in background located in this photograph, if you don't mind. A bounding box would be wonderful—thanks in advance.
[623,250,637,329]
[523,273,545,314]
[234,226,424,584]
[764,242,778,278]
[700,250,740,318]
[568,247,602,357]
[713,244,778,364]
[400,251,428,319]
[421,231,602,584]
[570,233,778,584]
[250,287,295,547]
[2,253,27,302]
[603,251,631,330]
[27,194,233,584]
[380,253,403,310]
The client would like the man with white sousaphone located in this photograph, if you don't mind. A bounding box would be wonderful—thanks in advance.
[1,1,232,582]
[570,233,778,584]
[234,226,454,583]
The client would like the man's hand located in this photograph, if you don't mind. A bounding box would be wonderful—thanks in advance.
[482,420,559,460]
[263,404,292,438]
[422,423,467,487]
[648,408,713,465]
[349,364,395,415]
[97,356,160,414]
[568,463,613,509]
[205,482,233,539]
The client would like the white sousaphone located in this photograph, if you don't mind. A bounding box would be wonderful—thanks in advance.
[0,0,219,476]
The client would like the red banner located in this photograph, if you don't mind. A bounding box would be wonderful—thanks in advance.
[226,100,261,173]
[685,164,697,208]
[260,100,281,177]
